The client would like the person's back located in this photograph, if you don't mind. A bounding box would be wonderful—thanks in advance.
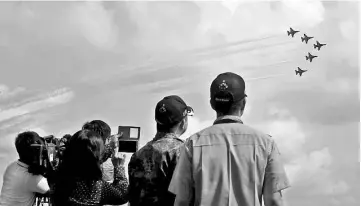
[128,134,183,206]
[169,72,290,206]
[0,161,49,206]
[0,132,50,206]
[52,129,128,206]
[128,95,193,206]
[184,115,289,206]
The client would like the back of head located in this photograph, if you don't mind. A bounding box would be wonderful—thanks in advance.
[82,120,111,142]
[53,130,104,205]
[210,72,247,116]
[58,129,104,180]
[15,131,44,166]
[155,95,193,135]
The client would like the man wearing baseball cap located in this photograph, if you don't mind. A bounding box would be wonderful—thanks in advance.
[128,95,193,206]
[169,72,291,206]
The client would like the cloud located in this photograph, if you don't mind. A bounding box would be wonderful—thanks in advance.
[252,108,353,198]
[68,2,119,51]
[30,127,48,137]
[0,88,74,123]
[181,117,214,140]
[0,2,358,206]
[0,85,25,101]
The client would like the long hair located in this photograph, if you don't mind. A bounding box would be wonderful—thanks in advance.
[52,129,104,205]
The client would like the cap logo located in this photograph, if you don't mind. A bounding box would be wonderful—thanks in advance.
[159,104,166,113]
[219,80,228,91]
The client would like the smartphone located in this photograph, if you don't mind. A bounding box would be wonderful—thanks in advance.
[118,126,140,153]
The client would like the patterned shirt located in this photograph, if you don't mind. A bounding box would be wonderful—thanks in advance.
[169,115,291,206]
[101,143,115,164]
[52,166,128,206]
[128,132,184,206]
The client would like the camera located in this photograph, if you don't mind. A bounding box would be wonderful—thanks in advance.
[30,135,66,177]
[117,126,141,153]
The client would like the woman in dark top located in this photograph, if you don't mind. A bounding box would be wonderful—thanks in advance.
[52,129,128,206]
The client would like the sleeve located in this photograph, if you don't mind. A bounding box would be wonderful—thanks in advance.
[28,175,50,194]
[100,165,129,205]
[101,143,113,164]
[127,154,138,205]
[263,139,291,195]
[168,139,194,206]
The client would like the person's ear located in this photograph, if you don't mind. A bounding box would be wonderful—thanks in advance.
[210,99,216,110]
[241,98,247,111]
[180,118,185,129]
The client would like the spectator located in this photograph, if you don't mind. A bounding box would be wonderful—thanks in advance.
[128,95,193,206]
[169,72,291,206]
[52,129,128,206]
[82,120,119,182]
[0,131,50,206]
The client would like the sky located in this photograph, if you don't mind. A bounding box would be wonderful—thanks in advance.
[0,1,359,206]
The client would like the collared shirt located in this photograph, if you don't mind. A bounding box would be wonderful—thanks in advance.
[128,132,184,206]
[168,115,291,206]
[0,160,50,206]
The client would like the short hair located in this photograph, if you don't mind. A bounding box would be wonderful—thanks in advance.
[15,131,43,163]
[215,98,246,115]
[82,120,111,142]
[156,116,187,133]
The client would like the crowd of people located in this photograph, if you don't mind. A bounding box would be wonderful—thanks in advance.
[0,72,291,206]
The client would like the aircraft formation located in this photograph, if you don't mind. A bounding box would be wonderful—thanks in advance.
[287,27,327,77]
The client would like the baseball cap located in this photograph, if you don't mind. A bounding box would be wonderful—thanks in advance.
[210,72,247,110]
[155,95,194,127]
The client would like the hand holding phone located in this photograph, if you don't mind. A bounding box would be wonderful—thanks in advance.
[109,132,123,154]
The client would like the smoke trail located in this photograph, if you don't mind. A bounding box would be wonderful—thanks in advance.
[119,34,286,73]
[245,73,287,82]
[122,40,296,76]
[194,40,295,60]
[89,35,293,83]
[183,34,283,55]
[243,60,292,72]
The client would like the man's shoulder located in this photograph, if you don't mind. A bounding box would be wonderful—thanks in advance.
[151,137,184,151]
[130,143,152,160]
[186,123,273,143]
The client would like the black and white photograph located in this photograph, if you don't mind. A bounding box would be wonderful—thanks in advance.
[0,1,359,206]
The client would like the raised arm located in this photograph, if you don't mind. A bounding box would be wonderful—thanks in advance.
[100,165,129,205]
[101,133,122,164]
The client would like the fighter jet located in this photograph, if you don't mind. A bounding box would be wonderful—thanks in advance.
[301,34,313,44]
[287,27,299,37]
[295,67,307,76]
[313,41,326,51]
[305,52,318,62]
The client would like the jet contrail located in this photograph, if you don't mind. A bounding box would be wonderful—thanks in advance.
[122,40,296,77]
[245,73,287,82]
[195,40,295,60]
[88,34,290,83]
[118,34,285,73]
[184,33,283,55]
[243,60,292,72]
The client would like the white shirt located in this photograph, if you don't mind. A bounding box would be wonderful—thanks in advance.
[102,158,114,183]
[0,160,50,206]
